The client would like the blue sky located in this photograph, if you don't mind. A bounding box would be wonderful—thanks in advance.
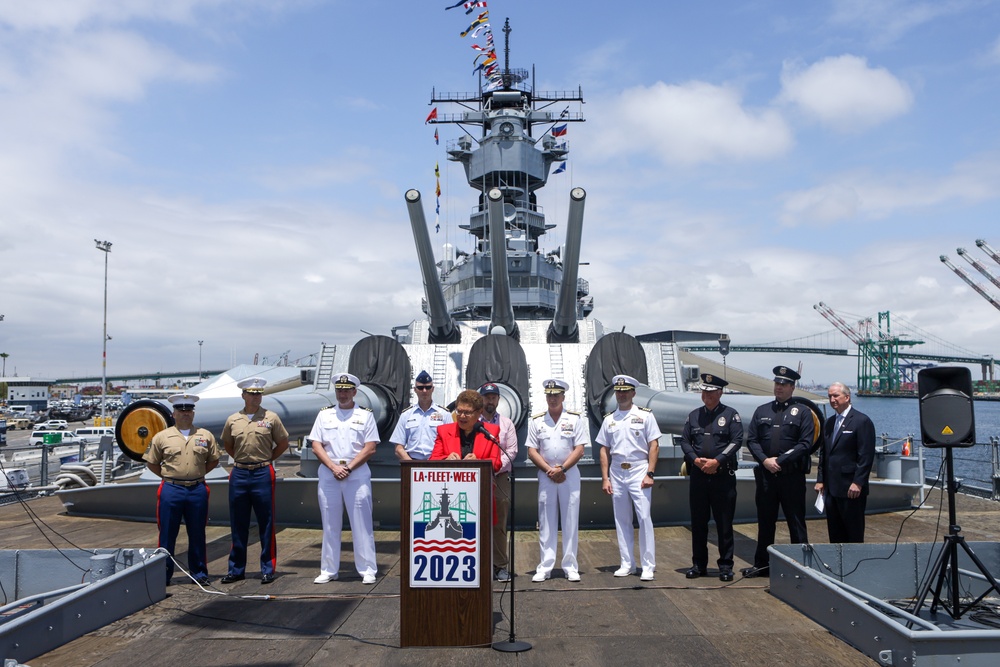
[2,0,1000,386]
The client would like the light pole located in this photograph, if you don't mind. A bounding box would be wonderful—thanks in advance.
[719,333,731,381]
[198,340,204,380]
[95,239,112,422]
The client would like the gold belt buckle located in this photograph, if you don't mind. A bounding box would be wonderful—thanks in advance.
[620,462,632,470]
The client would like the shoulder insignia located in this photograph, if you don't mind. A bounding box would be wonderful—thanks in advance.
[734,413,742,422]
[638,406,652,412]
[321,405,335,411]
[566,410,581,416]
[358,406,373,412]
[603,411,614,419]
[532,411,547,419]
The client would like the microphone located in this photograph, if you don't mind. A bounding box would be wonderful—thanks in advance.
[474,421,501,444]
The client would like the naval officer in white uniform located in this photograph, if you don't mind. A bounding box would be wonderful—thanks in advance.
[597,374,661,581]
[308,373,380,584]
[526,378,588,582]
[391,370,453,461]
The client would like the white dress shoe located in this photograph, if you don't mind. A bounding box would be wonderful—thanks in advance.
[640,568,655,581]
[613,566,634,577]
[362,573,377,585]
[531,571,550,583]
[313,573,337,584]
[565,570,581,582]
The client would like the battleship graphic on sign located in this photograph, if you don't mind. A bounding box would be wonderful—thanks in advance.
[409,467,482,588]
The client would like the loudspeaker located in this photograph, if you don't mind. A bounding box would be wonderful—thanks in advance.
[918,366,975,448]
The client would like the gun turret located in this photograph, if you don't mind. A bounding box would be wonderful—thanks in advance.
[486,188,518,338]
[549,187,586,343]
[405,189,460,343]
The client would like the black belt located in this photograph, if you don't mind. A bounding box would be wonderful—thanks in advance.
[163,478,204,487]
[234,461,271,470]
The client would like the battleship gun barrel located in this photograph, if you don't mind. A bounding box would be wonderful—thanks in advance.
[549,187,586,343]
[405,189,460,343]
[487,188,518,337]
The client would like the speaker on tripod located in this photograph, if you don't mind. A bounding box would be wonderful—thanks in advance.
[910,367,1000,621]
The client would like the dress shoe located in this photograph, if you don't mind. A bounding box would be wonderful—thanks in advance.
[613,566,634,577]
[719,570,734,582]
[495,568,511,582]
[640,568,655,582]
[740,565,769,579]
[313,573,338,584]
[362,573,377,585]
[194,575,211,586]
[565,569,581,582]
[531,570,550,583]
[260,573,275,585]
[685,567,707,579]
[220,573,244,584]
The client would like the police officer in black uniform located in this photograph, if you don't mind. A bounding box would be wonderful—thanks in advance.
[742,365,815,578]
[680,373,743,582]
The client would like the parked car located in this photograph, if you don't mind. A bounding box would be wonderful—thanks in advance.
[29,430,81,446]
[3,415,33,430]
[35,420,69,430]
[74,427,115,444]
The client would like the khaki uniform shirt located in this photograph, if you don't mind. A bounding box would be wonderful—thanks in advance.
[144,426,220,480]
[222,408,289,462]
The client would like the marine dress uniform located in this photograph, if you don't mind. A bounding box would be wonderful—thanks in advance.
[679,374,743,581]
[389,371,452,461]
[221,377,289,584]
[525,378,589,582]
[308,373,380,584]
[744,366,815,577]
[143,393,220,585]
[596,374,662,581]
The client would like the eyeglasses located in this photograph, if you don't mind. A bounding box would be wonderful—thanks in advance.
[455,409,478,418]
[415,385,433,391]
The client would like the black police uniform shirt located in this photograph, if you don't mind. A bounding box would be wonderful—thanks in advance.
[680,404,743,472]
[746,400,815,474]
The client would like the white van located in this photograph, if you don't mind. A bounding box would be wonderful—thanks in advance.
[75,427,115,444]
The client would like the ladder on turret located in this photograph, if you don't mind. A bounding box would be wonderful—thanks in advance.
[315,344,337,391]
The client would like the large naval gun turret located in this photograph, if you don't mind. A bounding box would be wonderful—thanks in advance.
[105,26,835,528]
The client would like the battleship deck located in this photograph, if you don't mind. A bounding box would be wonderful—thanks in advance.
[3,491,1000,666]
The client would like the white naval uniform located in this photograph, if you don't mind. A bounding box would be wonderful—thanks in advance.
[389,403,452,460]
[526,409,589,577]
[308,405,380,578]
[596,405,662,572]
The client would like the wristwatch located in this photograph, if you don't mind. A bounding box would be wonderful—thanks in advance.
[646,471,655,479]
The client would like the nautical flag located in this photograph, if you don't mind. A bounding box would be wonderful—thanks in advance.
[552,124,568,137]
[444,1,465,10]
[460,12,489,37]
[553,163,567,174]
[473,62,485,74]
[470,24,490,38]
[425,107,438,123]
[434,128,439,145]
[464,1,487,14]
[435,162,440,178]
[559,105,570,118]
[436,181,441,197]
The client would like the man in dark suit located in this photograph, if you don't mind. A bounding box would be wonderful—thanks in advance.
[429,389,503,474]
[814,382,876,543]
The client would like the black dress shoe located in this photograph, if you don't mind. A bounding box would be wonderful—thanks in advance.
[261,573,275,584]
[740,565,769,578]
[685,567,707,579]
[719,570,734,582]
[194,575,212,586]
[220,573,245,584]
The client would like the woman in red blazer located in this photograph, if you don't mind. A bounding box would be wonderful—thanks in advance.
[430,389,503,473]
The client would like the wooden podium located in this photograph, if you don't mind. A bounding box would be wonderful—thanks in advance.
[400,460,493,647]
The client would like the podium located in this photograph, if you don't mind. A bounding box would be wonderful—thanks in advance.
[400,460,493,647]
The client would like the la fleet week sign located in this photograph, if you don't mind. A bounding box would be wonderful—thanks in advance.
[409,466,481,588]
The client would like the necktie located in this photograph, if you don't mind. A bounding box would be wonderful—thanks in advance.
[833,415,844,441]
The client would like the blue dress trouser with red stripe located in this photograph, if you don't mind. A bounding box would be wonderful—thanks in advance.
[157,481,210,583]
[227,466,277,576]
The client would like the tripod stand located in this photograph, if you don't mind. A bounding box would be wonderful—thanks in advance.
[910,447,1000,621]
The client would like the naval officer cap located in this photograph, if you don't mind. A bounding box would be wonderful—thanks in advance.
[334,373,360,389]
[773,366,801,384]
[612,374,639,391]
[542,378,569,394]
[238,377,267,394]
[168,393,199,410]
[479,382,500,395]
[415,370,434,385]
[700,373,728,392]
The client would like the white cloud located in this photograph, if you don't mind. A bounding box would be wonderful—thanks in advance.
[591,81,793,166]
[779,55,913,132]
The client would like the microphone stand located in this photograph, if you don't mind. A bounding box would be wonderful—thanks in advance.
[477,422,531,653]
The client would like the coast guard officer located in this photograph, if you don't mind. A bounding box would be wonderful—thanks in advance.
[391,370,453,461]
[220,377,289,585]
[815,382,876,543]
[597,374,661,581]
[308,373,380,585]
[743,365,815,578]
[479,382,519,582]
[526,378,588,582]
[143,393,220,585]
[680,374,743,582]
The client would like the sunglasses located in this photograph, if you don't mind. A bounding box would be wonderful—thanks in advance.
[415,385,433,391]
